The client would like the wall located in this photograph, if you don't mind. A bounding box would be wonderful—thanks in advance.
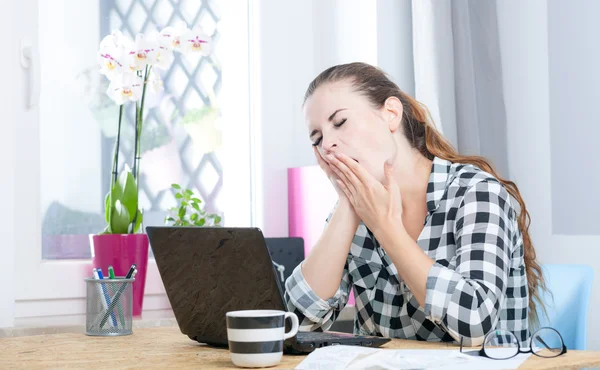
[497,0,600,349]
[0,0,16,328]
[252,0,310,237]
[547,0,600,236]
[254,0,413,237]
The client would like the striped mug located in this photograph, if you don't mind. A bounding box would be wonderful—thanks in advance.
[226,310,299,368]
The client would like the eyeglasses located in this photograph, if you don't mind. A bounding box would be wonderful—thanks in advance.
[460,327,567,360]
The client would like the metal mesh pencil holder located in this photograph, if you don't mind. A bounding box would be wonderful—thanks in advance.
[85,277,135,336]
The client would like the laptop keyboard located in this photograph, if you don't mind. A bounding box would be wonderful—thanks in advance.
[297,331,361,341]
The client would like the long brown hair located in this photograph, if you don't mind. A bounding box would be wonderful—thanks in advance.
[304,62,547,327]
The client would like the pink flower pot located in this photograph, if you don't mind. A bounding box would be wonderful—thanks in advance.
[90,234,149,317]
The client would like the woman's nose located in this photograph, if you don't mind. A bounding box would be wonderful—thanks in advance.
[322,136,337,153]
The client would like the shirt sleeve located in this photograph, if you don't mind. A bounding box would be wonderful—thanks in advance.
[283,202,351,331]
[424,179,515,346]
[284,261,351,331]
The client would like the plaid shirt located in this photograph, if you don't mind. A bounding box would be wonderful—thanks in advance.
[284,157,529,346]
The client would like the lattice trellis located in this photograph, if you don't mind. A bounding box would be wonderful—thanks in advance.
[100,0,223,218]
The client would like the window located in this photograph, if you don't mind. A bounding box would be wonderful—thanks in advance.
[40,0,238,260]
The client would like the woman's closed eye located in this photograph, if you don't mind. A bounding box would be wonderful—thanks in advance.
[311,119,347,146]
[334,119,347,127]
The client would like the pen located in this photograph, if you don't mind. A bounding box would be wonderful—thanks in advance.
[97,268,118,328]
[108,265,125,328]
[92,268,109,318]
[126,264,137,278]
[98,264,137,329]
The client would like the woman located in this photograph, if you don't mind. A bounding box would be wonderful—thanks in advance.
[284,62,545,346]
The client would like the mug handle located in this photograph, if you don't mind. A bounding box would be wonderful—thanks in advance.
[283,312,299,340]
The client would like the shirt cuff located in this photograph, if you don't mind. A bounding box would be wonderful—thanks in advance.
[285,263,348,324]
[424,263,460,323]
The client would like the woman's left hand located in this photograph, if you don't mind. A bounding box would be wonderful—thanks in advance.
[326,152,404,236]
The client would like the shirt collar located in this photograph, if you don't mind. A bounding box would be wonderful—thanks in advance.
[426,156,454,213]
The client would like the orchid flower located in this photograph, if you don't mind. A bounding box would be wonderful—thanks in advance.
[181,26,212,56]
[126,34,159,72]
[159,21,190,53]
[106,72,144,105]
[147,31,174,70]
[98,30,131,80]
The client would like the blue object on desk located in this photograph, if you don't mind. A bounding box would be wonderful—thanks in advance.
[536,264,594,350]
[97,268,118,328]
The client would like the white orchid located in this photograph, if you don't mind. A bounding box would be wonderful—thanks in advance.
[126,34,158,72]
[147,31,174,70]
[159,21,190,53]
[106,72,144,105]
[97,23,217,236]
[98,30,131,80]
[98,23,213,104]
[181,26,212,56]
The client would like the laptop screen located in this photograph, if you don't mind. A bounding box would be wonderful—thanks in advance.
[147,226,288,346]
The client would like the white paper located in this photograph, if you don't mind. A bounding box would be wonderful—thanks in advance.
[295,346,531,370]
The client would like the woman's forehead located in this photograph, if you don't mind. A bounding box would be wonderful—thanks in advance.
[304,82,364,122]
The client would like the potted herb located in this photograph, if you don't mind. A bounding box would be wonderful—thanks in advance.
[165,184,222,227]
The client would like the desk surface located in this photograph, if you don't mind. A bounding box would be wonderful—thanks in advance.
[2,326,600,369]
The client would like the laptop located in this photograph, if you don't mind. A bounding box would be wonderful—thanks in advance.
[146,226,390,353]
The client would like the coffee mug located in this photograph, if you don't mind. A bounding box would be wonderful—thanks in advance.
[226,309,299,368]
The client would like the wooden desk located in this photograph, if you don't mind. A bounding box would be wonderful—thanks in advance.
[2,326,600,369]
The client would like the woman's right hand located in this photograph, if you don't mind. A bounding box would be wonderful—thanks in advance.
[314,147,351,204]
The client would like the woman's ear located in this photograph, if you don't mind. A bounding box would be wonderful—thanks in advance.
[384,97,403,133]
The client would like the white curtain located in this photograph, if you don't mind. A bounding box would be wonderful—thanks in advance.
[411,0,509,177]
[412,0,458,146]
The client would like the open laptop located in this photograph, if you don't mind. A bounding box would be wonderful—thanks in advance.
[146,226,390,353]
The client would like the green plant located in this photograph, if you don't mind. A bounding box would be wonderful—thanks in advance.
[104,169,142,234]
[100,67,148,235]
[165,184,222,227]
[97,23,212,234]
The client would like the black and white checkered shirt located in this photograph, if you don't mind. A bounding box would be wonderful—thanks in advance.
[284,157,529,346]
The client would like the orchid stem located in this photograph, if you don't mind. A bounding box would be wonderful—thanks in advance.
[131,65,150,232]
[136,65,150,181]
[112,104,124,184]
[133,101,139,179]
[132,65,150,180]
[107,103,124,233]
